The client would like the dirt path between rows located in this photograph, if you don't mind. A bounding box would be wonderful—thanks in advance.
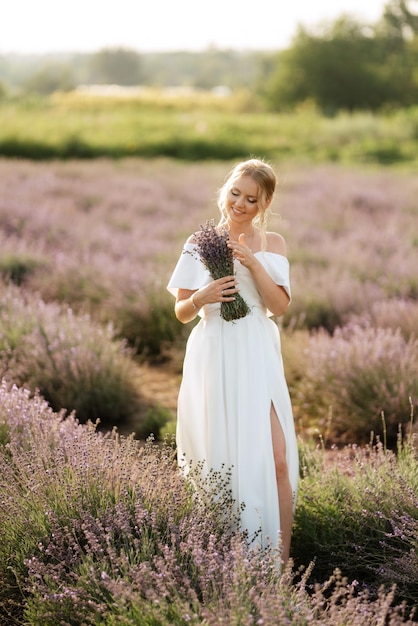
[137,363,181,416]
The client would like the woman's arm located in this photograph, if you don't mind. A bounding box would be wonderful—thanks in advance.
[175,288,201,324]
[227,231,290,318]
[175,273,239,324]
[248,263,290,317]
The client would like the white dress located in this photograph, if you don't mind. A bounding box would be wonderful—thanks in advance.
[167,242,299,549]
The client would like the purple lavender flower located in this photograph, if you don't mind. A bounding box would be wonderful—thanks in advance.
[193,220,250,322]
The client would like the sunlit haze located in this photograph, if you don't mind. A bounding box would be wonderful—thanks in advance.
[1,0,388,54]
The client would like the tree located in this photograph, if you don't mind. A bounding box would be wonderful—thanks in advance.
[88,47,142,85]
[380,0,418,39]
[375,0,418,105]
[261,9,418,112]
[0,81,7,100]
[262,17,392,112]
[22,63,76,95]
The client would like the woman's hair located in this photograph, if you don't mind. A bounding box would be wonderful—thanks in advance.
[217,159,277,243]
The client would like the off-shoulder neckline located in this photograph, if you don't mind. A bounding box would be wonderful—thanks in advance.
[253,250,289,262]
[184,242,288,262]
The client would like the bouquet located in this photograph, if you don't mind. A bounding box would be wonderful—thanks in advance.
[193,220,250,321]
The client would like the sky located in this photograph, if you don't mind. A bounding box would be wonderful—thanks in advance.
[1,0,389,55]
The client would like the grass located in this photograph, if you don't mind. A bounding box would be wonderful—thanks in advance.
[0,94,418,164]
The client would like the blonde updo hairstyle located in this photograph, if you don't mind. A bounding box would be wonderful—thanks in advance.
[217,159,277,249]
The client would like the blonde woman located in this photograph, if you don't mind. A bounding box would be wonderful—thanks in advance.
[168,159,298,563]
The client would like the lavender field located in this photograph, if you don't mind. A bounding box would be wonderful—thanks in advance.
[0,157,417,441]
[0,156,417,623]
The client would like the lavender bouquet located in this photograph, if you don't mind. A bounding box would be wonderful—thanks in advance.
[193,220,250,321]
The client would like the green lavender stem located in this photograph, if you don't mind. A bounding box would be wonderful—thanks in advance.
[221,293,250,321]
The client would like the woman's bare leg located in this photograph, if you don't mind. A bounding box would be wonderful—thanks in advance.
[270,405,293,563]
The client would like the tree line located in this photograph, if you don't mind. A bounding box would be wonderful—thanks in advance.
[0,0,417,112]
[261,0,418,112]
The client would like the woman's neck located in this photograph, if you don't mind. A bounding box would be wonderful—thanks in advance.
[226,221,255,240]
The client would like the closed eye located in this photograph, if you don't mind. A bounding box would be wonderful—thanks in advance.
[231,188,257,203]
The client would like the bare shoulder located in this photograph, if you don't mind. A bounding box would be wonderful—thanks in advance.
[265,231,287,256]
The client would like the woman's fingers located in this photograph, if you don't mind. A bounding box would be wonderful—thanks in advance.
[218,276,239,300]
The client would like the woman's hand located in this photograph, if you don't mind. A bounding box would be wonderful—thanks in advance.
[227,233,256,268]
[175,276,239,323]
[197,275,239,305]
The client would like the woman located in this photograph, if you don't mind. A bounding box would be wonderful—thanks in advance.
[167,159,298,562]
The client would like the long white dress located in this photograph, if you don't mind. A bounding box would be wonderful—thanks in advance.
[167,242,299,549]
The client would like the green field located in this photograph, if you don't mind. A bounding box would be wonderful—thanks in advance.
[1,90,418,164]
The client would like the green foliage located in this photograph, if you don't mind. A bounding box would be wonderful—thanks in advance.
[1,95,418,164]
[22,62,76,95]
[0,81,7,100]
[135,404,174,440]
[88,47,143,85]
[262,13,418,112]
[117,290,184,360]
[380,0,418,39]
[293,435,418,606]
[287,295,343,333]
[0,253,46,285]
[35,263,111,309]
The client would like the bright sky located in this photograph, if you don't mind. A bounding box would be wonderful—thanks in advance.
[1,0,388,54]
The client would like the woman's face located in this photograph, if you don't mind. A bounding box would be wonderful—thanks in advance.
[225,175,260,226]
